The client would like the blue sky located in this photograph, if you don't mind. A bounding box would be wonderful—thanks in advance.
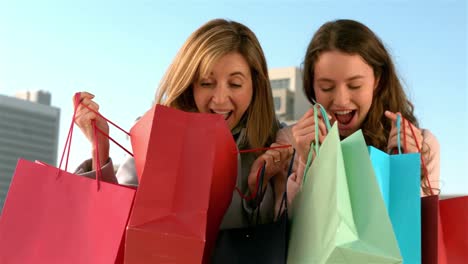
[0,0,466,195]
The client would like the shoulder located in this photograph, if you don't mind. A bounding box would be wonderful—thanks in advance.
[422,129,440,152]
[276,124,295,145]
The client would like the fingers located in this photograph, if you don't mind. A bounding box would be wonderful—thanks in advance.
[286,173,301,207]
[270,143,293,162]
[292,113,327,165]
[384,110,398,121]
[75,98,101,127]
[294,108,328,137]
[247,157,265,194]
[386,113,423,153]
[265,149,281,163]
[73,91,95,108]
[247,144,294,195]
[71,92,109,144]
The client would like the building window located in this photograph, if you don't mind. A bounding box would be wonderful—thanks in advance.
[270,78,290,89]
[274,97,282,111]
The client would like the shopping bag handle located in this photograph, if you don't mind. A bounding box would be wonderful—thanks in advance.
[56,93,103,189]
[276,148,296,220]
[59,93,134,189]
[395,114,434,196]
[58,93,81,172]
[235,144,292,201]
[303,103,331,181]
[235,163,266,202]
[77,95,134,158]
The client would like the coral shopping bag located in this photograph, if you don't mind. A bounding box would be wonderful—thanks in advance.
[125,105,238,264]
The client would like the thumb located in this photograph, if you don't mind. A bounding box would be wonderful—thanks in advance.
[248,157,264,194]
[384,110,398,121]
[289,172,297,182]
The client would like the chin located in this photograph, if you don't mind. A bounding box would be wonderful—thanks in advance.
[338,127,358,138]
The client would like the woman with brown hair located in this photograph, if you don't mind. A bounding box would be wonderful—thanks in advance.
[281,19,440,200]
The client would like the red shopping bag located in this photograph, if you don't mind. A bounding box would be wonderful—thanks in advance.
[421,195,448,264]
[439,196,468,263]
[125,105,238,264]
[0,93,136,264]
[0,159,135,264]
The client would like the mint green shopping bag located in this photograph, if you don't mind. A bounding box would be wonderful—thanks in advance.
[287,121,402,263]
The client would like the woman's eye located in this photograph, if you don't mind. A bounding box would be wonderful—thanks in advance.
[321,87,333,92]
[230,83,242,88]
[349,85,361,90]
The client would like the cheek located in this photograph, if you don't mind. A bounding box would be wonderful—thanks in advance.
[362,90,374,108]
[356,90,374,116]
[193,89,208,111]
[315,92,331,106]
[238,88,253,111]
[237,95,251,115]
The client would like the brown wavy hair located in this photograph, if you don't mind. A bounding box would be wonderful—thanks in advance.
[155,19,279,150]
[302,19,433,194]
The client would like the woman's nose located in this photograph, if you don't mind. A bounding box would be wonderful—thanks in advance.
[333,86,350,105]
[211,84,230,104]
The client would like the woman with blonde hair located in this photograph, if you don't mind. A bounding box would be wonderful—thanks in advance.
[75,18,292,228]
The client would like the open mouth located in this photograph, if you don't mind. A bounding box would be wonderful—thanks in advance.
[334,110,356,125]
[210,110,233,120]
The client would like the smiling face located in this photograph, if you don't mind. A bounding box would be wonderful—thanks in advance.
[193,52,253,130]
[314,50,378,137]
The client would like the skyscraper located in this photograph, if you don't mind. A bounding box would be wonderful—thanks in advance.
[0,91,60,213]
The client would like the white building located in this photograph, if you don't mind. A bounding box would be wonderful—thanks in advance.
[0,91,60,213]
[269,67,310,124]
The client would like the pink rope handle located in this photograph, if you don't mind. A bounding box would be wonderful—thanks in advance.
[57,92,132,189]
[58,92,81,171]
[80,102,130,137]
[235,144,292,201]
[238,144,291,153]
[78,99,133,157]
[235,163,264,201]
[92,120,101,190]
[76,96,292,194]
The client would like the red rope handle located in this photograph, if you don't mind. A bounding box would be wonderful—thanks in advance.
[92,121,101,190]
[78,99,133,157]
[238,144,291,153]
[235,145,292,201]
[235,163,264,201]
[77,94,292,196]
[405,118,434,195]
[58,92,81,171]
[79,102,130,137]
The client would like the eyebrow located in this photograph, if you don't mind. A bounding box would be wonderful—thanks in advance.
[205,71,246,78]
[230,71,246,78]
[317,75,365,82]
[346,75,365,81]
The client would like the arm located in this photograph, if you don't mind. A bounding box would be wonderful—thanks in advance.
[384,111,440,196]
[74,158,117,184]
[274,126,304,216]
[421,129,440,196]
[75,156,138,187]
[73,92,110,169]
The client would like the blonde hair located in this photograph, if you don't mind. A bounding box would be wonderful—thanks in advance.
[155,19,279,150]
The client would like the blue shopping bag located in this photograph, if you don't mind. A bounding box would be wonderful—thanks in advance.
[368,115,421,264]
